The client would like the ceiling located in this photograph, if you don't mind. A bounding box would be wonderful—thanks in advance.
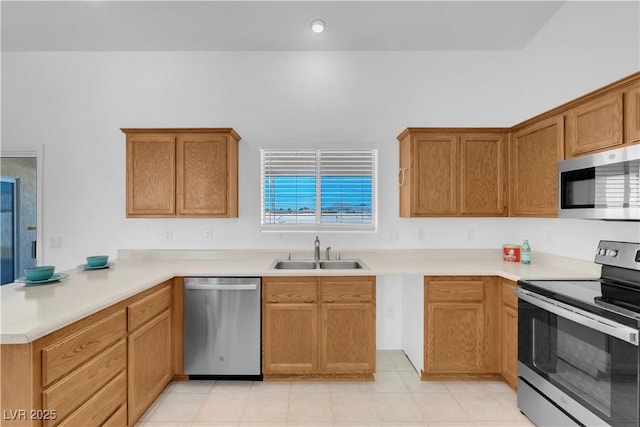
[1,1,566,52]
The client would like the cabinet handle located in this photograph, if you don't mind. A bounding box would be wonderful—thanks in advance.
[398,168,407,187]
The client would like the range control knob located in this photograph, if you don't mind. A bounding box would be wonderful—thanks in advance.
[608,249,619,257]
[598,248,607,256]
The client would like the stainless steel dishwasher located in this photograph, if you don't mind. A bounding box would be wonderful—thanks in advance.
[183,277,262,379]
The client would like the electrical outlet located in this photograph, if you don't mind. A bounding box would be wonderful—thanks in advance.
[466,229,474,240]
[164,230,172,241]
[49,236,62,248]
[386,306,394,319]
[204,229,212,241]
[387,229,399,241]
[417,228,425,240]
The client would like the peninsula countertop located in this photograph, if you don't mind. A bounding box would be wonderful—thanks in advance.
[0,249,601,344]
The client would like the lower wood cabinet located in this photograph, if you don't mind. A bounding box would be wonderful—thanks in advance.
[262,277,318,374]
[0,280,175,427]
[500,278,518,390]
[262,276,376,380]
[423,276,500,380]
[127,285,173,425]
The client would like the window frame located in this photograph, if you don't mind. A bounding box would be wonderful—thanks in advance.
[260,148,378,232]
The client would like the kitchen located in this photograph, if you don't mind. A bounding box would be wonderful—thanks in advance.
[1,1,640,426]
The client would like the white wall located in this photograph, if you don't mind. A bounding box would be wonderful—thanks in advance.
[519,1,640,119]
[2,51,521,269]
[1,2,639,271]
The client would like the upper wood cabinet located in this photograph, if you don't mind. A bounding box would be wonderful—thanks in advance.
[123,128,240,218]
[625,82,640,144]
[398,129,507,217]
[565,91,623,158]
[510,116,564,217]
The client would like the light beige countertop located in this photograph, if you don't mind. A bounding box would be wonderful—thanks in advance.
[0,249,600,344]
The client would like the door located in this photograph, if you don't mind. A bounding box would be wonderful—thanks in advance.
[128,310,172,425]
[262,303,318,374]
[176,134,228,216]
[425,302,485,373]
[1,150,43,276]
[321,302,375,373]
[126,134,176,217]
[460,134,507,215]
[565,92,623,157]
[510,116,564,216]
[1,178,17,285]
[412,134,458,215]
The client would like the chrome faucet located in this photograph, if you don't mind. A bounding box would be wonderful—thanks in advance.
[326,246,332,260]
[314,236,320,261]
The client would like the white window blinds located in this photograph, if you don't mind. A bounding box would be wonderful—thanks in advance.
[261,149,377,229]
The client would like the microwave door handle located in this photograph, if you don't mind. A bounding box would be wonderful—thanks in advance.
[515,288,639,346]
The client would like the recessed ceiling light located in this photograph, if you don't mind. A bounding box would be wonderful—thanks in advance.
[310,19,326,34]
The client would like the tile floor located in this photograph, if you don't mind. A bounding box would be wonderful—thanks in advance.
[135,351,535,427]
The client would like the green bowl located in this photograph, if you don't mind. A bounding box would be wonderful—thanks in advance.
[86,255,109,267]
[25,265,55,281]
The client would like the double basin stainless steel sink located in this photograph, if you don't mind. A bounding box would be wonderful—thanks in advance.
[270,259,368,270]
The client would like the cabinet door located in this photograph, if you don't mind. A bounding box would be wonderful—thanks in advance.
[425,302,485,373]
[262,303,318,374]
[176,134,228,216]
[460,134,507,216]
[321,302,375,374]
[626,84,640,144]
[510,116,564,217]
[502,305,518,390]
[126,134,176,217]
[128,310,172,426]
[412,134,459,215]
[565,92,623,157]
[501,279,518,390]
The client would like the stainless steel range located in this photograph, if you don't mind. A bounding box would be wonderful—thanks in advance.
[516,240,640,427]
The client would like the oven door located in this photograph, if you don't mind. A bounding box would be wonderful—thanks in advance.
[516,288,639,427]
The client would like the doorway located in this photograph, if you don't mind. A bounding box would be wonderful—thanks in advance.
[1,178,18,284]
[0,148,42,285]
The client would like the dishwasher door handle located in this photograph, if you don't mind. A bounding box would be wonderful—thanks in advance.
[186,283,258,291]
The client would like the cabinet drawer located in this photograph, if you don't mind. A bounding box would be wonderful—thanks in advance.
[501,280,518,308]
[57,371,126,427]
[43,339,126,425]
[42,310,126,386]
[427,280,484,302]
[102,404,127,427]
[128,284,172,331]
[263,278,317,303]
[320,278,375,303]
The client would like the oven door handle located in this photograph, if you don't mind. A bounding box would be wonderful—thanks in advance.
[515,288,640,346]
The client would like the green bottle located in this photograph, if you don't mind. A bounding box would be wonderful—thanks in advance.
[521,240,531,264]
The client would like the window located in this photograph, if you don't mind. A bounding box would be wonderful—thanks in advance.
[261,149,377,230]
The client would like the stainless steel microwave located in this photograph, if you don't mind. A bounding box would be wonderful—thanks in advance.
[558,145,640,220]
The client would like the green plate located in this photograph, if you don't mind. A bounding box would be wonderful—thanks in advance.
[17,273,69,286]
